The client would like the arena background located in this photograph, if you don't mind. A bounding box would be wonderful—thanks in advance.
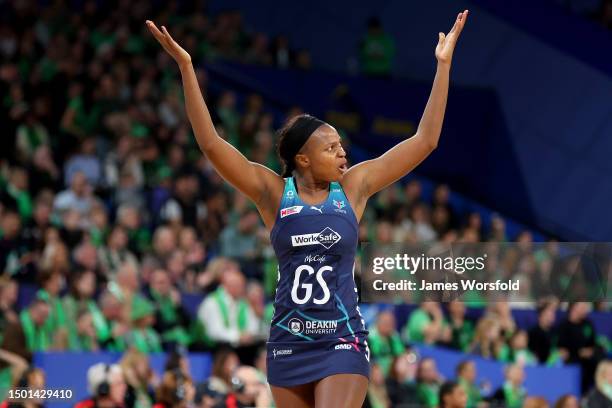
[0,0,611,407]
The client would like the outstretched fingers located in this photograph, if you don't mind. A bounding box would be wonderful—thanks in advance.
[161,25,175,42]
[146,20,165,42]
[446,10,468,44]
[450,10,468,35]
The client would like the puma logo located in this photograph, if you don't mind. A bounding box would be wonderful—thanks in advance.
[310,206,323,214]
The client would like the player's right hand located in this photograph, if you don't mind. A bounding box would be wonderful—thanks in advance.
[146,20,192,68]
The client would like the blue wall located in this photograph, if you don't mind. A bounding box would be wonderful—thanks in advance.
[207,0,612,240]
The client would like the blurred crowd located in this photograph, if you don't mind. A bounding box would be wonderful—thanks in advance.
[0,1,611,408]
[362,301,611,408]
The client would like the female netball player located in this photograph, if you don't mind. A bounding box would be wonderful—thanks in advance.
[147,10,467,407]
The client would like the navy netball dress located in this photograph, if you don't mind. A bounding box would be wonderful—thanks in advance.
[266,177,370,387]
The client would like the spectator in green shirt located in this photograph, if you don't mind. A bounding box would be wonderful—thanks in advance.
[404,302,451,345]
[62,269,105,350]
[448,300,475,352]
[124,296,162,353]
[455,360,483,408]
[491,364,527,408]
[36,269,66,335]
[97,290,128,352]
[16,298,53,353]
[368,310,405,375]
[146,268,191,350]
[68,308,100,351]
[359,17,395,78]
[509,330,538,365]
[416,357,443,408]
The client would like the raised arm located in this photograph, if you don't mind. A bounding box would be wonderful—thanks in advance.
[343,11,468,215]
[146,22,282,224]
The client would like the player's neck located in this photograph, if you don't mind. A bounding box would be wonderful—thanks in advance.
[293,173,330,196]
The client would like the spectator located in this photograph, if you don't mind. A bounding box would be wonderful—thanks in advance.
[0,210,30,280]
[116,204,151,257]
[447,300,475,352]
[529,301,561,364]
[146,268,191,350]
[57,210,84,250]
[27,145,61,196]
[509,330,537,365]
[64,137,102,188]
[219,208,263,275]
[208,348,240,395]
[214,365,272,408]
[359,17,395,77]
[490,364,526,408]
[245,281,272,341]
[416,357,443,407]
[439,381,468,408]
[488,214,507,242]
[103,135,144,192]
[120,348,158,408]
[272,35,293,69]
[9,367,47,408]
[5,298,51,355]
[36,269,66,337]
[582,360,612,408]
[159,171,204,227]
[485,302,516,339]
[21,197,52,253]
[0,167,33,221]
[194,380,225,408]
[98,225,140,277]
[76,363,127,408]
[213,92,238,143]
[368,310,405,375]
[403,302,450,345]
[125,296,162,354]
[68,308,99,351]
[197,267,262,360]
[53,171,94,216]
[97,290,129,352]
[385,352,418,406]
[558,302,602,392]
[153,369,195,408]
[455,360,483,408]
[146,226,177,266]
[15,111,50,163]
[164,349,192,379]
[405,203,438,242]
[469,317,507,361]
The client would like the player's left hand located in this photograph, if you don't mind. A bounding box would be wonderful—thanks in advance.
[435,10,468,66]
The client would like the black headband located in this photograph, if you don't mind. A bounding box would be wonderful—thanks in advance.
[280,115,326,176]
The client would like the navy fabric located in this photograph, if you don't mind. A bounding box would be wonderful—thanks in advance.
[267,177,370,386]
